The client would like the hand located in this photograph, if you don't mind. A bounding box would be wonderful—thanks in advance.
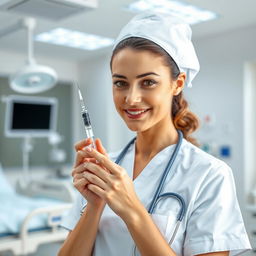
[82,147,141,219]
[72,138,107,210]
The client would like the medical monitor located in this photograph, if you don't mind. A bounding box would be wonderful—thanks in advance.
[5,95,58,137]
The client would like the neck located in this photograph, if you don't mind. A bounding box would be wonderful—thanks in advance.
[135,119,178,159]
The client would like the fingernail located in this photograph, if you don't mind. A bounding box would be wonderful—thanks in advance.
[86,146,92,152]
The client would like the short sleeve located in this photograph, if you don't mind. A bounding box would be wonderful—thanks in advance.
[61,193,86,231]
[184,164,251,256]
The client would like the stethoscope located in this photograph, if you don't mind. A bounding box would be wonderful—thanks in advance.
[114,130,186,256]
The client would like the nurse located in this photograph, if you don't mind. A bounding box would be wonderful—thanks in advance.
[59,12,251,256]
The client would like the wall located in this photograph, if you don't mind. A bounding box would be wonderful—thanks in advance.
[190,24,256,207]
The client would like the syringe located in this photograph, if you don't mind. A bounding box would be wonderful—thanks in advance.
[75,82,95,148]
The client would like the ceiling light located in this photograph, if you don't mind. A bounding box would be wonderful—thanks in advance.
[125,0,218,25]
[35,28,115,50]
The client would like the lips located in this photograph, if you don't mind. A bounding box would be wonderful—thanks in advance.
[124,108,150,119]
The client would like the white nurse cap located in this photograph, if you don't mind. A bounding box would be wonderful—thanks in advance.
[113,11,200,88]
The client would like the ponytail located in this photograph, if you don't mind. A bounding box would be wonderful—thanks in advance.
[172,92,199,145]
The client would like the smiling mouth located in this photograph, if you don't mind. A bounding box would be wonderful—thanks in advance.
[124,108,150,119]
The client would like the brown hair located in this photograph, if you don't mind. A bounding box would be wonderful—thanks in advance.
[110,37,199,145]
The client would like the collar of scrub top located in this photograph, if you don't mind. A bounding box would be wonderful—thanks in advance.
[113,11,200,88]
[114,130,186,218]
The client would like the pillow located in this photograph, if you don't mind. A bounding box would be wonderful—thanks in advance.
[0,163,15,195]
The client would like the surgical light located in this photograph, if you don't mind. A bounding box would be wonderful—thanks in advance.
[0,17,58,94]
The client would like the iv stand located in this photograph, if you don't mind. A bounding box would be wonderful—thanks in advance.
[21,135,33,185]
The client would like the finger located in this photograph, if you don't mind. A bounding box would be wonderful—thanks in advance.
[86,158,98,164]
[83,172,108,190]
[95,138,108,156]
[75,157,98,165]
[85,147,120,175]
[83,158,97,163]
[72,172,85,180]
[73,152,105,171]
[73,171,90,184]
[74,150,97,167]
[72,160,92,176]
[74,150,88,167]
[74,139,105,167]
[87,183,105,198]
[85,162,110,183]
[74,138,93,152]
[73,176,89,189]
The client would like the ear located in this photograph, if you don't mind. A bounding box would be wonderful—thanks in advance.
[172,72,186,96]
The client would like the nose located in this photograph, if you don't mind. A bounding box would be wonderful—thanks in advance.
[125,85,141,105]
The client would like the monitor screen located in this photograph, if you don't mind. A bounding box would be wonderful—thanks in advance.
[11,103,51,130]
[5,95,57,137]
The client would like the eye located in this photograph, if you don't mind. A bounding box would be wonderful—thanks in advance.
[113,80,128,88]
[141,79,157,87]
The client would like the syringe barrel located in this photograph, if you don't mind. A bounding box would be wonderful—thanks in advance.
[82,111,91,126]
[84,127,95,148]
[84,127,94,139]
[82,111,95,147]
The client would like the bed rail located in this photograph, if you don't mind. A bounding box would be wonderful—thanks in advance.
[0,203,72,255]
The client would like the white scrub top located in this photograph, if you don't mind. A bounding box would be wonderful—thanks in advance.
[61,139,251,256]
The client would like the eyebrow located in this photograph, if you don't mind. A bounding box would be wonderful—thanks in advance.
[112,72,160,79]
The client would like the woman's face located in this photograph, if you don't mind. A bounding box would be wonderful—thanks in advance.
[111,48,180,133]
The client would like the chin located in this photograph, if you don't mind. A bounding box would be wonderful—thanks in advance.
[120,113,153,132]
[125,124,140,132]
[124,122,149,133]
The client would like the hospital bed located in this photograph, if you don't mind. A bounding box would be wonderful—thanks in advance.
[0,165,73,256]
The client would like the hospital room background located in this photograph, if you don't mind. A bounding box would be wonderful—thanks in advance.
[0,0,255,255]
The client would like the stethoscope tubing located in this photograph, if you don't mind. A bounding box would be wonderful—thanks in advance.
[115,130,186,256]
[154,192,186,221]
[115,130,185,216]
[147,130,183,214]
